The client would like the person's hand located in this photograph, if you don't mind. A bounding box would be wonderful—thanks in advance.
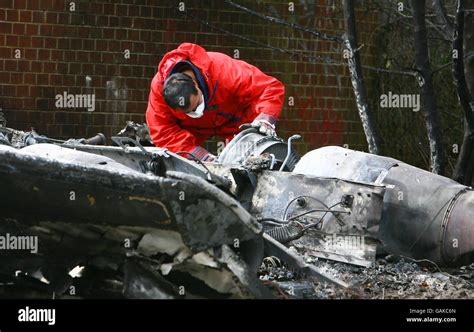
[251,119,276,136]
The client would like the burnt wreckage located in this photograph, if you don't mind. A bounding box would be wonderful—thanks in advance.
[0,122,473,298]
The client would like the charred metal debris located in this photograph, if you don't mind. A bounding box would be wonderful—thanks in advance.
[0,123,473,299]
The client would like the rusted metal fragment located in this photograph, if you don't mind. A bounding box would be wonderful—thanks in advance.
[124,259,192,299]
[263,233,350,288]
[130,230,269,298]
[0,145,260,252]
[0,143,266,298]
[291,230,377,268]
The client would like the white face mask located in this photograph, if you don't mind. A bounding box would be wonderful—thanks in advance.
[185,96,205,118]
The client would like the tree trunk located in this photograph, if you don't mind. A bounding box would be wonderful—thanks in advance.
[342,0,380,155]
[452,0,474,185]
[411,0,445,174]
[431,0,454,39]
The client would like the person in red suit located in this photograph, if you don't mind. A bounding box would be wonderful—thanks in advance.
[145,43,285,161]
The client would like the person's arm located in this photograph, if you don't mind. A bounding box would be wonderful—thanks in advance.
[228,58,285,134]
[145,82,214,161]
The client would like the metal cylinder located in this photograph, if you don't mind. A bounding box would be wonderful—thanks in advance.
[218,129,299,171]
[84,133,106,145]
[294,146,474,266]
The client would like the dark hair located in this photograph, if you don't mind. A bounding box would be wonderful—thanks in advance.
[162,73,198,109]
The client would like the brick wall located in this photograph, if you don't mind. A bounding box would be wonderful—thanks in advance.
[0,0,379,155]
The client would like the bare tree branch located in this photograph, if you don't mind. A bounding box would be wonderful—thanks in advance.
[452,0,474,184]
[343,0,380,155]
[178,9,343,66]
[431,52,474,73]
[432,0,455,37]
[362,65,418,76]
[224,0,344,43]
[411,0,445,174]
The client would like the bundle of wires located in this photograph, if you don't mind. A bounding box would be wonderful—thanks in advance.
[259,195,348,244]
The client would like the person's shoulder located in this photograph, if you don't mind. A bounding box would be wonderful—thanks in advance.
[207,50,234,61]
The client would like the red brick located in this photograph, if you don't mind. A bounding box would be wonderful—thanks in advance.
[10,98,24,109]
[32,11,45,23]
[31,36,43,47]
[10,72,22,83]
[102,52,113,63]
[58,9,68,24]
[38,49,50,60]
[119,66,131,76]
[82,39,94,50]
[0,71,10,83]
[108,40,120,51]
[103,3,114,15]
[69,63,81,74]
[24,73,34,83]
[31,61,42,71]
[0,47,11,58]
[81,63,93,73]
[116,4,127,16]
[70,38,82,49]
[103,28,114,39]
[1,0,14,8]
[52,25,65,36]
[76,51,88,62]
[40,24,53,36]
[18,60,29,71]
[96,15,108,27]
[26,24,38,35]
[26,0,40,9]
[43,61,55,72]
[41,0,54,10]
[94,64,106,75]
[4,85,16,95]
[106,65,117,76]
[63,50,75,61]
[63,75,74,86]
[132,42,144,53]
[36,73,48,85]
[57,38,69,49]
[0,22,12,34]
[23,98,35,109]
[89,51,101,62]
[46,124,59,137]
[56,62,67,72]
[89,28,102,39]
[50,74,62,85]
[19,10,31,22]
[5,35,18,46]
[6,9,18,21]
[44,37,56,48]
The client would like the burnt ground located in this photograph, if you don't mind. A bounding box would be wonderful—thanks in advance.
[1,213,473,299]
[259,248,474,299]
[2,250,473,299]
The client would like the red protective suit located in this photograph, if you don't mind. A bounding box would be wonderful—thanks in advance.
[145,43,285,159]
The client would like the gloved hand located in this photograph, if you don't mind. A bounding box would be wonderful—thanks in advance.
[251,119,276,136]
[188,146,217,162]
